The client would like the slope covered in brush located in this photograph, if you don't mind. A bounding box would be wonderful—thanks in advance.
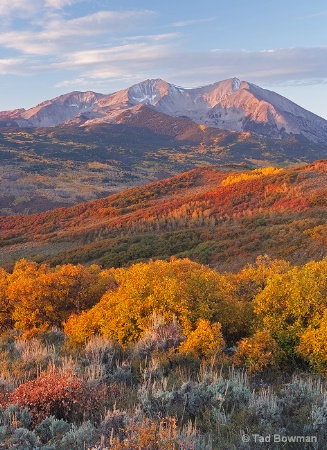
[1,121,325,215]
[1,160,326,271]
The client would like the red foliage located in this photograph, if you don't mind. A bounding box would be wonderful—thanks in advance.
[0,388,7,409]
[8,370,105,425]
[271,197,310,212]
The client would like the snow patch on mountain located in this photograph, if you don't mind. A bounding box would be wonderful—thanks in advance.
[232,78,241,91]
[1,78,327,143]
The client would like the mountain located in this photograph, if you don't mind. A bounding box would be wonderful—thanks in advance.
[1,160,326,271]
[1,78,327,143]
[1,78,327,217]
[2,91,104,128]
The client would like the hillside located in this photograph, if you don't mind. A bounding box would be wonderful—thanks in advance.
[1,159,326,271]
[0,122,326,215]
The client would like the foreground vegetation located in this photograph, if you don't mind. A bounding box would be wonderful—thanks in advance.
[1,335,326,449]
[1,159,327,448]
[1,257,327,448]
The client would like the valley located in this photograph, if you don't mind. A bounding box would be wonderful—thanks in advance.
[0,123,326,215]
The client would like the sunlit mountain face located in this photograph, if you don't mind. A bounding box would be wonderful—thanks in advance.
[1,78,327,143]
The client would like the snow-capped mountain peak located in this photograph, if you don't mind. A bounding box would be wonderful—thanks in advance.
[232,78,241,91]
[128,79,170,106]
[1,78,326,143]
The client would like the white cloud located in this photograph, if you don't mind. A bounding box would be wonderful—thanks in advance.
[55,77,90,88]
[54,74,141,92]
[0,0,80,16]
[172,17,216,27]
[44,10,156,39]
[1,24,327,90]
[46,46,327,97]
[54,42,173,70]
[166,47,327,87]
[0,10,158,56]
[0,1,326,95]
[45,0,77,9]
[0,58,27,75]
[121,32,179,43]
[297,10,327,20]
[273,78,327,87]
[0,31,59,54]
[0,0,41,17]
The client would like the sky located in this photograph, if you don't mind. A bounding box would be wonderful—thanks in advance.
[0,0,326,118]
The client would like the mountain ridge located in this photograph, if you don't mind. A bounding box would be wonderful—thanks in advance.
[1,78,327,143]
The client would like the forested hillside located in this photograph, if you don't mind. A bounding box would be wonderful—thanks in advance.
[0,122,326,215]
[1,160,326,271]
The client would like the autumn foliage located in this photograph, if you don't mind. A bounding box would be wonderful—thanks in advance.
[1,160,327,273]
[179,319,225,358]
[64,258,249,345]
[233,330,284,373]
[0,252,327,448]
[0,259,111,336]
[0,254,327,376]
[8,370,104,425]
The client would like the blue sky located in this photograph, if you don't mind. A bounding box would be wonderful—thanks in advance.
[0,0,326,118]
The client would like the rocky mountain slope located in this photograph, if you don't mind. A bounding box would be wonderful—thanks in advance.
[1,78,327,143]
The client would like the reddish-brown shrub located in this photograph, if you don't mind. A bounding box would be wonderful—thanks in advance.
[109,417,180,449]
[0,388,7,408]
[8,370,105,425]
[106,416,204,449]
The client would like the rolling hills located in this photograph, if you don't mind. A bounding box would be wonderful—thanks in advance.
[0,119,326,216]
[1,77,327,216]
[1,159,326,271]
